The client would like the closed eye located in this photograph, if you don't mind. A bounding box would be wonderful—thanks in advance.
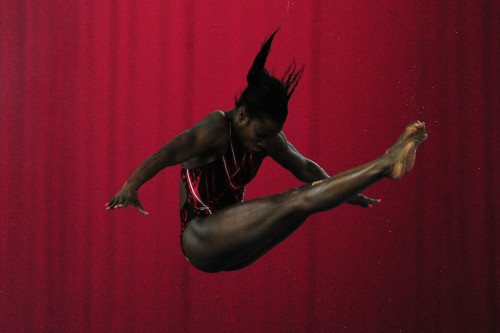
[257,131,278,139]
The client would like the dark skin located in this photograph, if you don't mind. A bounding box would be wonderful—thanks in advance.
[107,107,427,272]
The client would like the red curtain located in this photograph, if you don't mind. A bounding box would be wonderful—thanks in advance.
[1,0,499,332]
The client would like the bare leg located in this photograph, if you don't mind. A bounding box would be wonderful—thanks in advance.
[182,122,428,272]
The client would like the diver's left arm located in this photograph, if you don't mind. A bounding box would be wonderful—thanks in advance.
[267,132,380,208]
[267,132,328,182]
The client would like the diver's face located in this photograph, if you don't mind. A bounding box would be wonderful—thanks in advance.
[235,111,283,153]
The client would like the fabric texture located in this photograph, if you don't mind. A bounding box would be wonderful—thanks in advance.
[1,0,499,332]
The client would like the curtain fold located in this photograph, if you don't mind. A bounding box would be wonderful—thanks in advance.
[1,0,498,331]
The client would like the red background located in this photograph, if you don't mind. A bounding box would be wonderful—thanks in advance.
[1,0,499,332]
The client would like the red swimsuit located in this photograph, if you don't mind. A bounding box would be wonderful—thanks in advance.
[180,112,266,234]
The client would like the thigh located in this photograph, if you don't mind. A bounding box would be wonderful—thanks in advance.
[181,186,307,271]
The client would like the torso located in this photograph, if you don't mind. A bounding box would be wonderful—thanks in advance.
[179,111,266,233]
[179,110,228,209]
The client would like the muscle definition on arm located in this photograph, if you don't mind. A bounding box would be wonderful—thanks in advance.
[267,132,380,208]
[266,132,328,182]
[106,112,227,213]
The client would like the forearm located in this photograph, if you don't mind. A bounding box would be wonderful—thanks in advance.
[299,159,330,183]
[300,160,366,200]
[123,128,206,191]
[123,151,171,191]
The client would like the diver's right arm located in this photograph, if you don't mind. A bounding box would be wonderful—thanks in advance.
[106,111,227,215]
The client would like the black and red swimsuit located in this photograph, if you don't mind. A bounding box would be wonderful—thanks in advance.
[180,112,266,234]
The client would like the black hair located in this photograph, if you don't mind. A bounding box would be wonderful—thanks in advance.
[235,29,304,125]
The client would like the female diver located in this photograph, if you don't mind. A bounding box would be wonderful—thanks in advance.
[106,30,428,273]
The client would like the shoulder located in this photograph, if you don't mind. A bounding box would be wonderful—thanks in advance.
[207,110,226,122]
[197,110,226,127]
[187,110,229,149]
[266,132,303,162]
[266,131,289,155]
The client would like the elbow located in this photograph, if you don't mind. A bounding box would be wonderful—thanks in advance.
[299,160,328,183]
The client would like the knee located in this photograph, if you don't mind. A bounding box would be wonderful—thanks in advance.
[286,185,317,215]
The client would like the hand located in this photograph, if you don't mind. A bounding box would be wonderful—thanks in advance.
[347,193,381,208]
[106,186,149,215]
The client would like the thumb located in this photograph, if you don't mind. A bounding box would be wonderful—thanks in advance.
[367,198,382,208]
[134,202,149,216]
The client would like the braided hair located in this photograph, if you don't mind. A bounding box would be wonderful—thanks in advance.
[235,29,304,125]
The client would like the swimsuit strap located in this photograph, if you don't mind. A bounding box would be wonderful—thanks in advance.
[223,112,238,166]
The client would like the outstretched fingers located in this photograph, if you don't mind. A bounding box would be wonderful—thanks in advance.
[105,198,118,210]
[359,195,382,208]
[105,197,149,215]
[347,194,382,208]
[106,196,125,209]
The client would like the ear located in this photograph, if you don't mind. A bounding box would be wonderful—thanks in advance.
[238,107,250,125]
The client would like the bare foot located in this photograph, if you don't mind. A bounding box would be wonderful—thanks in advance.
[385,121,428,180]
